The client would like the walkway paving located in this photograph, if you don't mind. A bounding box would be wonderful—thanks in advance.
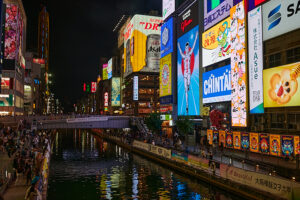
[3,176,28,200]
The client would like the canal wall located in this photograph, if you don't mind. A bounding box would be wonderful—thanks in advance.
[92,129,300,200]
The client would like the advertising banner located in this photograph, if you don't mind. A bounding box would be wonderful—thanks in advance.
[111,77,121,107]
[188,154,209,170]
[226,131,233,148]
[204,0,233,30]
[203,64,231,103]
[233,131,241,150]
[160,54,172,100]
[241,132,250,150]
[177,1,198,38]
[270,134,281,156]
[102,64,108,80]
[220,164,300,199]
[149,145,172,159]
[250,132,259,153]
[248,0,267,11]
[263,62,300,108]
[133,140,150,151]
[171,151,188,163]
[133,76,138,101]
[163,0,175,20]
[4,4,18,59]
[219,130,226,147]
[123,15,163,77]
[161,17,173,58]
[177,25,200,116]
[0,94,13,106]
[1,78,10,90]
[294,136,300,156]
[263,0,300,41]
[230,1,247,127]
[248,6,264,114]
[202,17,231,67]
[213,130,219,144]
[207,129,213,145]
[107,58,112,80]
[281,135,294,156]
[104,92,109,107]
[259,133,269,154]
[91,82,97,93]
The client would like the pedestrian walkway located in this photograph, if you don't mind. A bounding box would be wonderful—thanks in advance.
[3,176,28,200]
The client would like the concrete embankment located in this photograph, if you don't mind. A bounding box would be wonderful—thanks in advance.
[92,129,300,200]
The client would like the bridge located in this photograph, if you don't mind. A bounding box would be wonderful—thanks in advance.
[0,115,131,129]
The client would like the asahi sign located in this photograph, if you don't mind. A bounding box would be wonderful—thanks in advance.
[248,6,264,113]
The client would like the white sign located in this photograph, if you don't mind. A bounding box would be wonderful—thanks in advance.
[248,6,264,114]
[263,0,300,41]
[163,0,175,20]
[133,76,138,101]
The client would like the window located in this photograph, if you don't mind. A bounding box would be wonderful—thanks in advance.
[287,47,300,64]
[269,53,281,68]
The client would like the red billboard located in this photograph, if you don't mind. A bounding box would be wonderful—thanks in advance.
[91,82,97,93]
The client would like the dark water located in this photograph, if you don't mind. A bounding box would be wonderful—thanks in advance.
[47,130,237,200]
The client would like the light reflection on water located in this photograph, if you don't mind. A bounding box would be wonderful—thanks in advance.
[47,130,237,200]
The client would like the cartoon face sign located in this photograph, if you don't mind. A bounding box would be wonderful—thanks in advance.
[251,137,258,150]
[272,140,278,153]
[282,140,293,156]
[268,68,299,105]
[235,136,240,146]
[227,135,233,146]
[260,138,269,152]
[241,137,249,149]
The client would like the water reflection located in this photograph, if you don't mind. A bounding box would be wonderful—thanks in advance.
[47,130,236,200]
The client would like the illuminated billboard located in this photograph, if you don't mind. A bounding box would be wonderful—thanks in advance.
[104,92,109,107]
[161,17,173,58]
[160,54,172,104]
[263,0,300,41]
[107,58,112,80]
[263,62,300,108]
[230,1,247,127]
[1,78,10,90]
[204,0,233,30]
[133,76,138,101]
[91,82,97,93]
[102,64,108,80]
[111,77,121,107]
[0,94,13,106]
[4,4,18,59]
[203,64,231,104]
[248,6,264,114]
[202,17,231,67]
[248,0,267,11]
[123,15,163,77]
[177,1,199,116]
[163,0,175,20]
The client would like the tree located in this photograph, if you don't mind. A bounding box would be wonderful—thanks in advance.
[145,113,162,135]
[175,116,194,137]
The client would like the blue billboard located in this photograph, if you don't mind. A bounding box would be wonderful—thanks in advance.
[161,17,173,58]
[203,64,231,104]
[177,25,200,116]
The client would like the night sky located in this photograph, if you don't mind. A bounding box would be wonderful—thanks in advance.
[22,0,161,112]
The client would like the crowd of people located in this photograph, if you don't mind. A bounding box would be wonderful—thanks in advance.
[0,122,52,200]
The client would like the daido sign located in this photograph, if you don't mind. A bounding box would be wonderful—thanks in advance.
[263,0,300,41]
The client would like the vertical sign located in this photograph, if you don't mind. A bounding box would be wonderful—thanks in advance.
[160,53,172,104]
[111,77,121,107]
[177,1,200,116]
[133,76,138,101]
[107,58,112,80]
[248,6,264,114]
[161,17,173,58]
[163,0,175,21]
[270,134,281,156]
[104,92,109,107]
[230,1,247,127]
[91,82,97,93]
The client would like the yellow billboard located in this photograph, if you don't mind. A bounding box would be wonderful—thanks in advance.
[160,54,172,97]
[124,15,163,77]
[263,62,300,107]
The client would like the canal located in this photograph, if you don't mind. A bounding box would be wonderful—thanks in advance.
[47,129,239,200]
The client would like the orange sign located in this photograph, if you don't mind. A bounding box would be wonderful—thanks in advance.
[270,134,281,156]
[250,132,259,153]
[233,132,241,150]
[207,129,213,145]
[295,136,300,156]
